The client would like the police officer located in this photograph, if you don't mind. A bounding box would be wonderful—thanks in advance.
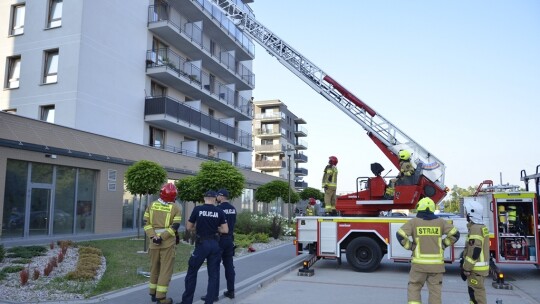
[216,189,236,299]
[462,200,490,304]
[396,197,460,304]
[144,183,182,304]
[178,190,228,304]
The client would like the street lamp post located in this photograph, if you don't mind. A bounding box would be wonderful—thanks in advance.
[287,152,292,216]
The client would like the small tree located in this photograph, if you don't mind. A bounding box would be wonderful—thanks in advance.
[125,160,167,249]
[255,180,299,214]
[299,187,324,201]
[196,161,246,199]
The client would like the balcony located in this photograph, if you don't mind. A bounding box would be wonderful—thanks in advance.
[294,168,308,176]
[254,128,281,138]
[254,160,285,170]
[167,0,255,60]
[144,96,252,151]
[254,144,283,153]
[147,5,254,90]
[294,153,308,163]
[146,48,252,119]
[254,112,284,122]
[295,139,308,150]
[294,181,308,189]
[294,125,308,137]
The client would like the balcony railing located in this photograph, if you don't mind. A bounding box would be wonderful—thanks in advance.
[295,139,308,149]
[254,112,284,121]
[145,96,252,149]
[254,160,285,169]
[156,143,251,170]
[254,129,281,136]
[294,153,308,162]
[294,181,308,189]
[254,144,283,152]
[294,168,308,176]
[295,125,308,136]
[146,48,252,117]
[147,4,255,88]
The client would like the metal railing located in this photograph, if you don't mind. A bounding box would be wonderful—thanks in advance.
[294,168,308,175]
[157,143,251,170]
[294,153,308,162]
[145,96,252,149]
[254,160,284,168]
[254,144,283,152]
[146,48,252,117]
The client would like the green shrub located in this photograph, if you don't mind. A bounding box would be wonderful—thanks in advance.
[235,211,272,235]
[7,245,47,259]
[234,233,255,248]
[66,246,103,281]
[11,258,32,264]
[78,246,102,256]
[252,233,269,243]
[1,265,25,273]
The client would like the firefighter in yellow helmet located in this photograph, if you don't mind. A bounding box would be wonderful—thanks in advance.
[461,200,490,304]
[144,183,182,304]
[396,197,460,304]
[385,150,415,197]
[322,156,338,215]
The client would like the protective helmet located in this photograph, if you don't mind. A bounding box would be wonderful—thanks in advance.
[309,198,316,205]
[160,183,177,203]
[329,156,338,166]
[398,150,411,161]
[463,200,484,224]
[416,197,435,212]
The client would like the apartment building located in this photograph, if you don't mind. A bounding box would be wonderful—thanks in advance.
[0,0,275,241]
[252,99,308,191]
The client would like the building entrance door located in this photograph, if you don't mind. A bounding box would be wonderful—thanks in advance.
[28,187,53,236]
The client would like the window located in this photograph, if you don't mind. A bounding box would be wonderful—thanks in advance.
[47,0,63,28]
[150,81,166,97]
[10,4,25,35]
[40,105,55,123]
[43,49,59,84]
[3,108,17,113]
[150,126,165,149]
[208,144,216,157]
[6,56,21,89]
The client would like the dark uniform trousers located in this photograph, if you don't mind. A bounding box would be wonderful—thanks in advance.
[219,235,235,294]
[181,239,221,304]
[149,244,176,299]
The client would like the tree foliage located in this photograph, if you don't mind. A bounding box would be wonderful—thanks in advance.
[255,180,299,204]
[175,161,246,203]
[442,184,476,213]
[124,160,167,196]
[299,187,323,201]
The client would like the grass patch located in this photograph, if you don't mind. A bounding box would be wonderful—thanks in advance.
[6,246,47,259]
[11,258,32,264]
[46,277,96,294]
[1,265,25,273]
[77,238,192,296]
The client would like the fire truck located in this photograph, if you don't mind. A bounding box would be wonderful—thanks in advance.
[211,1,539,273]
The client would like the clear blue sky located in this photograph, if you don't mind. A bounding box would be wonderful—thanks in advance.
[249,0,540,194]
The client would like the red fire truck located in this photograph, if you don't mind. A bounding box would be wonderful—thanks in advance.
[212,0,539,274]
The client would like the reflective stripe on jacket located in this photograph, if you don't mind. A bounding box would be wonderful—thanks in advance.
[463,223,490,275]
[322,165,338,188]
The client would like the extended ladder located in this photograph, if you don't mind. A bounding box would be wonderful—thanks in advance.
[209,0,445,187]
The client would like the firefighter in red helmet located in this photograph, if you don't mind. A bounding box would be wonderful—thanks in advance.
[144,182,182,304]
[322,156,338,215]
[306,197,316,216]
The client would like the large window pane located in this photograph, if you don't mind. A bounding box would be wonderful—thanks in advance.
[11,4,25,35]
[6,56,21,89]
[43,50,59,84]
[31,163,53,184]
[76,169,96,233]
[54,166,76,234]
[48,0,63,28]
[2,160,28,238]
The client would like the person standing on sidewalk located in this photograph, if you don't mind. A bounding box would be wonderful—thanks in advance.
[396,197,460,304]
[202,188,236,301]
[178,190,228,304]
[461,200,490,304]
[144,183,182,304]
[322,156,338,215]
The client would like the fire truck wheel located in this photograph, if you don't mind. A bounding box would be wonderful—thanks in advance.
[346,237,382,272]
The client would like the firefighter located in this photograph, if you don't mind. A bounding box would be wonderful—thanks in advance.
[144,183,182,304]
[306,197,316,216]
[396,197,460,304]
[461,200,490,304]
[179,190,228,304]
[385,149,416,197]
[322,156,338,215]
[202,188,237,301]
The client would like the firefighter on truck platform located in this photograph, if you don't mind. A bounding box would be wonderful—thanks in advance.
[322,156,338,215]
[144,183,182,304]
[461,200,490,304]
[396,197,460,304]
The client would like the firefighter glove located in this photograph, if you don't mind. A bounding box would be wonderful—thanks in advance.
[152,236,163,245]
[460,270,467,281]
[175,232,180,245]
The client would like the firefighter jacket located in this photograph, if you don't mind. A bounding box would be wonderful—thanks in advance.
[322,165,338,189]
[462,222,490,276]
[399,160,415,177]
[396,213,460,273]
[144,199,182,249]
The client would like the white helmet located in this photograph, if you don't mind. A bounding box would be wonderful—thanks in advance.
[463,200,484,224]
